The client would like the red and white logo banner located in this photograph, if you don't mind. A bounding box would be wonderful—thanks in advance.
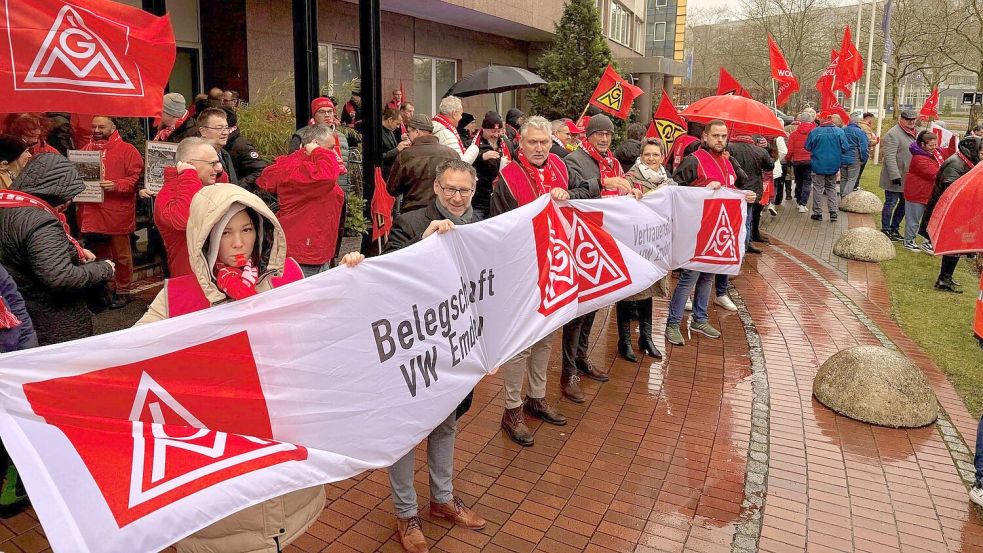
[0,0,175,116]
[0,190,741,552]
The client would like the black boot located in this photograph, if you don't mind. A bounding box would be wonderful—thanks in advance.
[636,300,663,360]
[615,301,637,362]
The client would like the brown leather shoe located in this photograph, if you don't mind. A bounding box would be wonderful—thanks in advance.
[561,370,585,403]
[524,397,567,426]
[396,516,428,553]
[575,358,609,382]
[430,497,487,530]
[502,406,534,446]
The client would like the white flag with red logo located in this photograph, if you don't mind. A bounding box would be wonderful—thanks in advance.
[0,0,176,116]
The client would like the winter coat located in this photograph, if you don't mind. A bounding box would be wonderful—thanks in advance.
[0,154,114,346]
[381,126,400,179]
[879,124,918,192]
[76,133,144,235]
[288,125,351,192]
[902,143,941,204]
[469,136,513,214]
[136,184,325,553]
[842,123,870,165]
[155,167,206,277]
[225,131,267,192]
[550,140,569,159]
[387,135,460,214]
[431,118,466,157]
[858,120,878,157]
[787,121,816,163]
[614,139,642,173]
[563,148,605,199]
[727,140,775,196]
[804,123,851,175]
[257,148,345,265]
[0,262,37,353]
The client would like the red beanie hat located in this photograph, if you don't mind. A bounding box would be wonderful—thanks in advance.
[310,97,335,114]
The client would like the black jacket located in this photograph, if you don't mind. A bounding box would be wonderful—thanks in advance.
[921,137,979,236]
[563,148,605,199]
[0,154,114,346]
[550,141,569,159]
[614,139,642,173]
[160,115,198,144]
[471,136,514,213]
[381,126,400,179]
[225,131,266,189]
[672,145,749,188]
[727,140,775,196]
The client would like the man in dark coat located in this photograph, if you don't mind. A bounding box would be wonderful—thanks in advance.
[387,113,460,214]
[465,111,514,221]
[0,262,36,353]
[154,92,199,143]
[505,108,523,142]
[728,134,775,251]
[614,123,646,172]
[0,154,115,346]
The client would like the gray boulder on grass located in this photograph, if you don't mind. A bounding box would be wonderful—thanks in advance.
[839,190,883,214]
[813,346,938,428]
[833,227,896,262]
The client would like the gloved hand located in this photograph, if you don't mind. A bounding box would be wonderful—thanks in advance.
[892,178,902,187]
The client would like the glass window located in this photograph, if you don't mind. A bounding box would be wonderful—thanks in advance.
[609,3,630,45]
[654,21,667,42]
[317,44,360,97]
[414,56,457,115]
[656,0,668,7]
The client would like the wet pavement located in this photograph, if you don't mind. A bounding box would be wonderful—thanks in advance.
[2,214,982,552]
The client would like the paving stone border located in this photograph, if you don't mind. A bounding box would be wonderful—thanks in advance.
[771,245,978,489]
[726,286,771,553]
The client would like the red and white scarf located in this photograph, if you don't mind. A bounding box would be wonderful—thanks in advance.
[153,111,190,142]
[517,150,559,196]
[0,190,87,260]
[473,133,513,162]
[957,150,976,169]
[433,114,465,152]
[214,258,259,300]
[579,138,623,196]
[83,131,123,152]
[0,297,20,330]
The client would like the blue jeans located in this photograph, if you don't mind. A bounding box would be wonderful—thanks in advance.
[745,205,753,247]
[903,202,926,243]
[715,274,729,297]
[668,270,713,325]
[975,414,983,487]
[881,190,905,232]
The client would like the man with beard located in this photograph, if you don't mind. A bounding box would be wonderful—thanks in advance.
[77,116,144,308]
[557,114,634,401]
[489,116,570,447]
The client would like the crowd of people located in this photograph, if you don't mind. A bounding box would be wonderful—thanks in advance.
[0,84,981,551]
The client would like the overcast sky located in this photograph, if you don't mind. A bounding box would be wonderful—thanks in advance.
[687,0,853,23]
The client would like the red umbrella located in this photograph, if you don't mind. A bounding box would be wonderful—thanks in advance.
[680,95,787,138]
[927,161,983,255]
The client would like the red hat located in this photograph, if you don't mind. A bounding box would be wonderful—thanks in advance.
[564,120,583,135]
[310,97,335,114]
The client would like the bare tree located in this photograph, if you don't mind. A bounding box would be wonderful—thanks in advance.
[938,0,983,127]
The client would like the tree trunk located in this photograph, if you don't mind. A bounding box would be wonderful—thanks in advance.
[970,61,983,132]
[890,74,900,119]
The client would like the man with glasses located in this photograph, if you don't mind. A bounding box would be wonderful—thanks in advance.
[196,108,238,184]
[289,98,351,193]
[489,115,571,446]
[383,159,487,553]
[154,137,224,277]
[387,113,460,215]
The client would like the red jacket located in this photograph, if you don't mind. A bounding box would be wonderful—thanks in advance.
[154,167,204,277]
[77,133,143,235]
[786,122,816,163]
[903,145,941,204]
[257,148,345,265]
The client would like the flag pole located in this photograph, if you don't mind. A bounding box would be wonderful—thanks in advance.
[862,0,876,112]
[578,103,591,124]
[851,1,863,112]
[772,79,779,115]
[873,60,888,165]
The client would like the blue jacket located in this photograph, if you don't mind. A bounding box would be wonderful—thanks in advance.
[842,123,870,165]
[0,263,37,353]
[804,123,851,175]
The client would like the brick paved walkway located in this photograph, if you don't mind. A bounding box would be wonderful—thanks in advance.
[3,209,983,553]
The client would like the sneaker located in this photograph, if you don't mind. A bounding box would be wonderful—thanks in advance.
[829,214,837,222]
[665,324,685,346]
[715,295,738,312]
[767,204,778,216]
[810,213,822,221]
[920,241,934,254]
[971,485,983,508]
[690,320,721,339]
[684,298,693,311]
[797,205,807,213]
[888,230,903,241]
[903,241,920,252]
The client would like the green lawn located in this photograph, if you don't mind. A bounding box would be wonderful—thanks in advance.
[858,165,983,417]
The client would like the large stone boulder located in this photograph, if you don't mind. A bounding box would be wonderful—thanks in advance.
[839,190,883,213]
[833,227,896,262]
[813,346,938,428]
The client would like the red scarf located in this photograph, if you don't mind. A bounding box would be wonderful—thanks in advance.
[399,120,407,136]
[0,297,20,330]
[83,131,124,152]
[473,133,513,162]
[517,150,559,196]
[153,111,190,142]
[579,138,623,196]
[214,258,259,300]
[433,114,465,152]
[931,148,944,166]
[0,190,87,260]
[957,151,976,169]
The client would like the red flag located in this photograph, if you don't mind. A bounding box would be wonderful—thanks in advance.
[816,55,850,121]
[0,0,176,117]
[920,88,940,119]
[589,65,645,120]
[835,27,864,94]
[717,68,752,98]
[768,35,799,106]
[371,168,395,242]
[650,90,686,153]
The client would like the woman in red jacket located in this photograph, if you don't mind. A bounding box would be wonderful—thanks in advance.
[787,113,817,211]
[902,130,942,253]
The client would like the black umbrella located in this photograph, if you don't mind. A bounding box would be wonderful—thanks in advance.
[444,65,546,98]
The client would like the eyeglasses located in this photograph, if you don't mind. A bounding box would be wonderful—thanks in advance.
[190,159,223,168]
[437,184,473,198]
[315,109,334,115]
[200,125,231,133]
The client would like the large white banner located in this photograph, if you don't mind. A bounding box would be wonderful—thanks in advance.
[0,187,744,552]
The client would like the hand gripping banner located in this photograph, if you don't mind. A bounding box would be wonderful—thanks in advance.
[0,188,743,552]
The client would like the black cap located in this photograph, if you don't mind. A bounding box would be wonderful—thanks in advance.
[481,111,504,130]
